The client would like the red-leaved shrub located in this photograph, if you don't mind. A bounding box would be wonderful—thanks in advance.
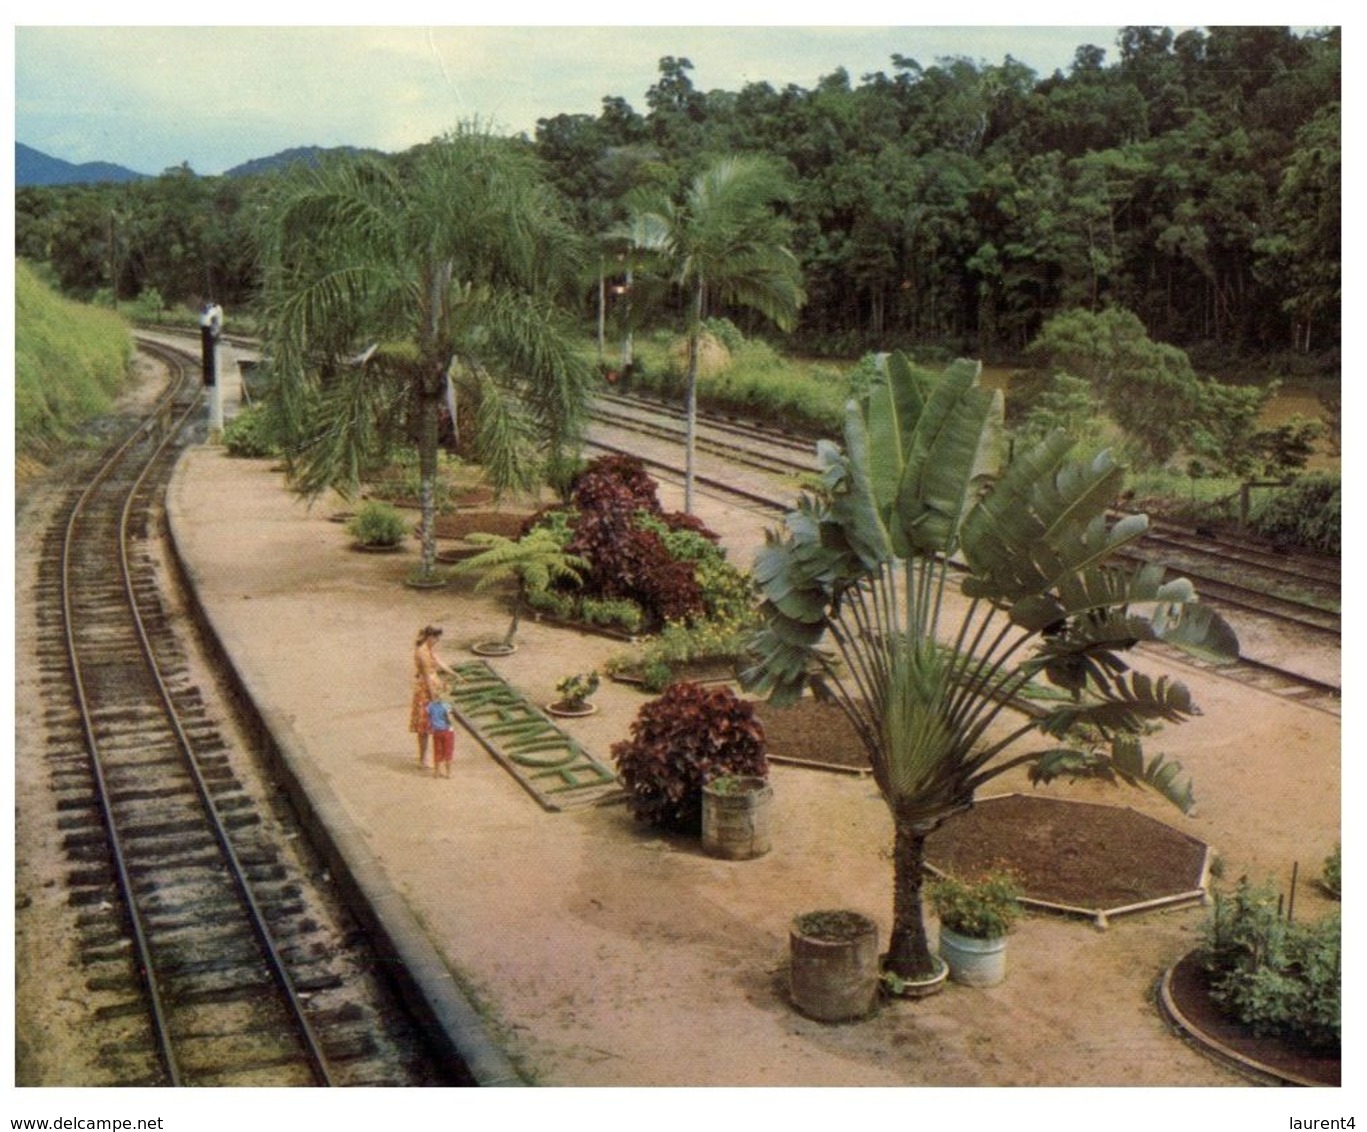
[611,683,768,832]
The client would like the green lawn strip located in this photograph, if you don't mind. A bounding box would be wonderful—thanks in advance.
[447,660,621,811]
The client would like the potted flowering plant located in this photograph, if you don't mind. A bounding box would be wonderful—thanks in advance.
[548,671,600,716]
[930,870,1022,986]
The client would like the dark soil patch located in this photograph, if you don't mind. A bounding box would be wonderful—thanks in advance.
[1165,950,1340,1086]
[429,511,534,540]
[753,697,868,771]
[610,660,739,690]
[750,698,1211,916]
[926,794,1210,912]
[451,486,496,509]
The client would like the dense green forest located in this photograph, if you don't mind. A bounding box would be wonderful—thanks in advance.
[14,25,1339,371]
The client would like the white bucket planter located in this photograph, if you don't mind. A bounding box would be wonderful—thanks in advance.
[938,926,1008,987]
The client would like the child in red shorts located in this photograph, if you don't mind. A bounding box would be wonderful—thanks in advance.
[425,682,456,778]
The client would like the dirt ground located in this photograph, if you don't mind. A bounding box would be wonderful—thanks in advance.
[11,356,1343,1108]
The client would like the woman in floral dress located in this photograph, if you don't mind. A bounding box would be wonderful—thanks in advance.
[410,625,457,766]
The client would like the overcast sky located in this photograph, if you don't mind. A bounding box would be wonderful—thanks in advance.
[7,17,1249,177]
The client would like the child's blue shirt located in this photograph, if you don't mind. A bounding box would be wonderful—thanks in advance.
[426,699,454,732]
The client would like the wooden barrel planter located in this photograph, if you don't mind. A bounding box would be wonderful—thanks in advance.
[789,909,880,1022]
[702,776,773,860]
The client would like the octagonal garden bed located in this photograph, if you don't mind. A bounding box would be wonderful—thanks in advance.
[925,793,1213,927]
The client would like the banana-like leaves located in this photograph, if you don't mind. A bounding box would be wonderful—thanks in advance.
[1036,671,1199,737]
[744,352,1236,819]
[1029,734,1196,814]
[960,437,1144,601]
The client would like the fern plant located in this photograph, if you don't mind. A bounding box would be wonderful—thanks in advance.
[448,528,588,649]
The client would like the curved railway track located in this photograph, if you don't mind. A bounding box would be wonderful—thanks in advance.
[33,339,457,1086]
[586,389,1340,715]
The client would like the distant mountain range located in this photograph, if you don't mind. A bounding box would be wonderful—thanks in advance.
[16,142,380,187]
[17,143,148,186]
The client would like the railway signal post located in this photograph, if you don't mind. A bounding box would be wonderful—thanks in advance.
[200,300,224,441]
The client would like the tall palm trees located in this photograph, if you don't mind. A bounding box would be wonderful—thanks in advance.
[255,125,593,579]
[629,156,805,512]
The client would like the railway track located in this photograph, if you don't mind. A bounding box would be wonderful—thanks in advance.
[27,339,458,1086]
[587,390,1340,714]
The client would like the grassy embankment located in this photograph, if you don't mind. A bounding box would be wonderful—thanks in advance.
[601,328,853,437]
[15,259,134,479]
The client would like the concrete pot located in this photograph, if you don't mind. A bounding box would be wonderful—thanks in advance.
[702,776,773,860]
[789,910,879,1022]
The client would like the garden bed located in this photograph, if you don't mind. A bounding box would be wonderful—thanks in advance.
[1160,950,1340,1086]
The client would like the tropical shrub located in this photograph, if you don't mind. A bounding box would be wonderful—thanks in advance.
[347,500,408,547]
[1247,473,1341,555]
[1027,307,1270,471]
[636,511,755,624]
[560,456,714,630]
[568,512,702,627]
[612,682,768,832]
[1322,844,1341,899]
[744,351,1238,981]
[578,597,644,634]
[222,406,281,458]
[638,659,674,693]
[571,453,663,513]
[525,587,576,621]
[1200,877,1340,1051]
[554,671,599,709]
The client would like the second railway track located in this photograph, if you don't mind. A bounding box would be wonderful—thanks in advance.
[586,389,1340,714]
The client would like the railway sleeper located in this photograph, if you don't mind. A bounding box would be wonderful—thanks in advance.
[162,973,292,1005]
[60,817,124,842]
[154,946,279,981]
[317,1031,380,1063]
[106,782,201,805]
[66,883,121,908]
[116,816,218,841]
[80,941,137,964]
[86,974,144,997]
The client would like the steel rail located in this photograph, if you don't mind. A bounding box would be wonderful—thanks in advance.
[60,348,190,1085]
[123,340,337,1085]
[61,338,336,1085]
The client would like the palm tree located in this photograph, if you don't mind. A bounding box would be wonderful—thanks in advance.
[255,125,594,580]
[630,156,805,512]
[744,352,1239,980]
